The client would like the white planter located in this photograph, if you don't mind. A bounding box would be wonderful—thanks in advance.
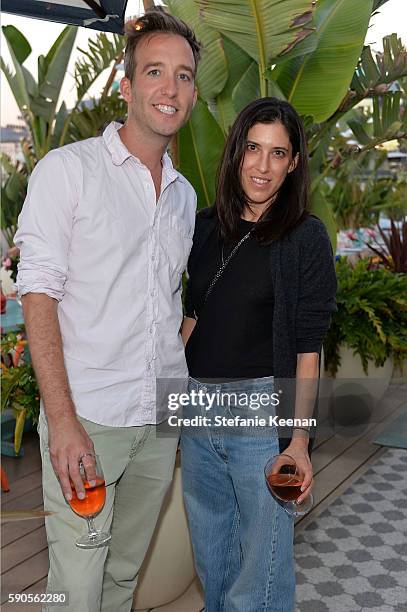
[321,346,393,434]
[132,454,196,611]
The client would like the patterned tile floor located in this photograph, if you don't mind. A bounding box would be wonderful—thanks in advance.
[295,448,407,612]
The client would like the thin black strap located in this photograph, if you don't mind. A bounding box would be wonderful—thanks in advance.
[203,231,252,304]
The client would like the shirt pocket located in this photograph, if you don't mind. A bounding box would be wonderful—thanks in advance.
[166,214,193,275]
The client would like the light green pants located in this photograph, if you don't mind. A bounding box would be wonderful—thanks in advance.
[38,412,179,612]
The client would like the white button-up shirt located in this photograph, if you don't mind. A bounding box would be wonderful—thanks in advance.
[14,122,196,426]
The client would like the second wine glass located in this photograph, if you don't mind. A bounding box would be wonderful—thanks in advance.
[69,455,111,549]
[264,453,313,517]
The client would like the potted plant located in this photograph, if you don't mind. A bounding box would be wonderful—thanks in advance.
[323,257,407,420]
[1,329,40,456]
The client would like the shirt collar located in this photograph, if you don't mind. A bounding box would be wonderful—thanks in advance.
[103,121,178,181]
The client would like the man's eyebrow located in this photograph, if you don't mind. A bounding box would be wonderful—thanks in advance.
[247,140,289,151]
[142,61,194,75]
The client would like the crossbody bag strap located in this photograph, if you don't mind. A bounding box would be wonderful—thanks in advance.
[203,230,252,305]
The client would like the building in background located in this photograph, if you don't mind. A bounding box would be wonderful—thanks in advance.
[0,123,27,163]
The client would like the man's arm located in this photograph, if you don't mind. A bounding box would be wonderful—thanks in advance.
[14,151,97,501]
[23,293,96,501]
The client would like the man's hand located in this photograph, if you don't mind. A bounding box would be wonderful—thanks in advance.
[48,416,96,502]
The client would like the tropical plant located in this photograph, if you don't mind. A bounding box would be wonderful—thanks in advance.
[1,25,127,249]
[324,258,407,376]
[0,155,28,247]
[165,0,407,247]
[1,25,126,161]
[1,329,40,455]
[321,143,397,229]
[366,217,407,273]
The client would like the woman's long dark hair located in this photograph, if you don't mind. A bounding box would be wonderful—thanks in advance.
[214,97,310,244]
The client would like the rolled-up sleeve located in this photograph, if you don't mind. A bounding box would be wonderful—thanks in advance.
[296,220,337,353]
[14,150,79,302]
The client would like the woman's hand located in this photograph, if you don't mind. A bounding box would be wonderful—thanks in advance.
[281,438,313,506]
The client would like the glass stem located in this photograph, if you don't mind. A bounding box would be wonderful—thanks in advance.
[86,516,98,538]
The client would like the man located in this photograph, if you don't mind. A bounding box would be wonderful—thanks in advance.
[14,10,200,612]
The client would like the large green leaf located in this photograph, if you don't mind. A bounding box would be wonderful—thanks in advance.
[165,0,228,101]
[214,37,257,133]
[276,0,373,121]
[1,26,31,64]
[310,189,337,251]
[38,27,76,121]
[177,98,225,208]
[199,0,315,95]
[1,28,31,117]
[0,58,30,117]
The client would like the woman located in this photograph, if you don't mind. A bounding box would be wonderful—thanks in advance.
[180,97,337,612]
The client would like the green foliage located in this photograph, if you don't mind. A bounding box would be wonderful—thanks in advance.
[67,92,127,144]
[165,1,407,244]
[324,258,407,376]
[74,33,125,103]
[322,146,396,229]
[1,26,126,245]
[351,34,407,98]
[177,98,225,208]
[367,218,407,273]
[274,0,373,122]
[1,330,40,454]
[0,155,28,247]
[347,93,406,149]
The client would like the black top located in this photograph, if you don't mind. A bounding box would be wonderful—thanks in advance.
[185,218,274,379]
[184,208,338,453]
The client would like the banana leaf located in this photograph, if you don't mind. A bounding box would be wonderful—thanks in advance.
[199,0,315,96]
[310,189,337,251]
[275,0,374,121]
[165,0,228,101]
[177,98,225,208]
[215,37,258,134]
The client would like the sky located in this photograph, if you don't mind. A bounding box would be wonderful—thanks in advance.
[1,0,406,126]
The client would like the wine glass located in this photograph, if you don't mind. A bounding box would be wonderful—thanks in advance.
[264,453,313,517]
[68,455,111,549]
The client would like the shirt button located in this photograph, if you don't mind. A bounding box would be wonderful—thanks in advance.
[147,363,151,370]
[149,327,153,334]
[150,290,155,297]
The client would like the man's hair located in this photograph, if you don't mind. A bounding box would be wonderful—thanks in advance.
[124,8,202,82]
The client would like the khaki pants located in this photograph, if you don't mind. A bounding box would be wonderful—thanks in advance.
[38,412,178,612]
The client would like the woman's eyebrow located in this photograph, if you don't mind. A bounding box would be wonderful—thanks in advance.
[247,140,289,151]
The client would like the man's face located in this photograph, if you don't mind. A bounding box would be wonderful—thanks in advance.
[121,33,197,139]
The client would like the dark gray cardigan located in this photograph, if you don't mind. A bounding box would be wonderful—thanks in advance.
[186,207,337,452]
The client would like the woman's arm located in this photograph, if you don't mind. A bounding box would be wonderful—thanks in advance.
[282,352,319,504]
[181,316,197,346]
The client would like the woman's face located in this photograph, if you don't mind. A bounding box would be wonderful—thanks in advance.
[240,121,298,208]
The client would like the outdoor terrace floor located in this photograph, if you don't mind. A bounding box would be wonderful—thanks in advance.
[1,379,406,612]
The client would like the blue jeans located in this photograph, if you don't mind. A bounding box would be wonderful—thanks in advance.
[181,376,295,612]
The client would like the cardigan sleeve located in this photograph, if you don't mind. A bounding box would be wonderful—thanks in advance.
[296,218,337,353]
